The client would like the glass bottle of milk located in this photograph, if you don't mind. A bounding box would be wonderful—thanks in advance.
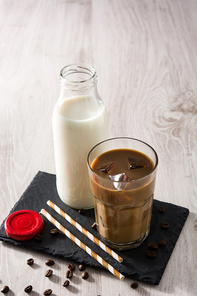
[52,64,108,209]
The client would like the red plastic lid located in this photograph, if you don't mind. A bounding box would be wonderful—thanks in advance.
[5,210,44,241]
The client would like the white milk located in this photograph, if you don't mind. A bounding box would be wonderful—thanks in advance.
[52,94,108,209]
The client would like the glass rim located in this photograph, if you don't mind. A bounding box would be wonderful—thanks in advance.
[87,137,158,183]
[60,63,97,84]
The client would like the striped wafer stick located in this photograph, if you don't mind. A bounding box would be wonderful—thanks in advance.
[47,200,123,263]
[40,209,124,280]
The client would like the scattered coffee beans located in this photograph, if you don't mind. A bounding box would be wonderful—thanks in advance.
[91,222,98,230]
[78,209,86,215]
[158,206,165,213]
[148,242,158,249]
[146,250,156,258]
[45,259,55,266]
[1,286,9,294]
[43,289,52,295]
[160,222,169,229]
[35,234,42,241]
[27,258,34,266]
[24,285,33,293]
[82,271,89,280]
[45,269,53,277]
[159,239,166,246]
[51,228,59,235]
[66,270,73,278]
[131,282,138,289]
[79,264,86,271]
[63,280,69,287]
[68,263,75,271]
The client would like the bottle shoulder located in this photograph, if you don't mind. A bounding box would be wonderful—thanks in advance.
[53,95,108,122]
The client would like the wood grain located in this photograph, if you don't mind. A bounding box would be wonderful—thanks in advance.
[0,0,196,295]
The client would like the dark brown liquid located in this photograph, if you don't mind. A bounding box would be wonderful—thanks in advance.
[92,149,154,180]
[89,149,156,249]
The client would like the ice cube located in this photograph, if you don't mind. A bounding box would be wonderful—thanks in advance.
[109,173,131,190]
[128,157,148,169]
[98,162,115,174]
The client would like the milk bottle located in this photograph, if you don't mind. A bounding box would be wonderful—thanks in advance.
[52,64,108,209]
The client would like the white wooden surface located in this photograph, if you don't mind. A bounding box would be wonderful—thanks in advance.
[0,0,196,295]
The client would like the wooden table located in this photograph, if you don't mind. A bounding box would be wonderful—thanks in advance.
[0,1,196,295]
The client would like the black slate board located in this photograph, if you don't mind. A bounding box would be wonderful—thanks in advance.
[0,171,189,285]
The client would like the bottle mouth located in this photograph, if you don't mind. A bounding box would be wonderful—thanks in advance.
[60,63,97,91]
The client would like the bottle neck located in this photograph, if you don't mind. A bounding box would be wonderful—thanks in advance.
[59,64,98,95]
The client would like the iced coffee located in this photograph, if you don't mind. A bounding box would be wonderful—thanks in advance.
[87,138,158,250]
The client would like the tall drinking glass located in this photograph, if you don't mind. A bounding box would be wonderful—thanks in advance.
[87,137,158,250]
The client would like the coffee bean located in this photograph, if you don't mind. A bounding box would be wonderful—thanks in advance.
[158,206,165,213]
[24,285,33,293]
[131,282,138,289]
[91,222,98,230]
[79,264,86,271]
[66,270,73,278]
[148,242,158,249]
[45,269,53,277]
[159,239,166,246]
[78,209,86,215]
[27,258,34,266]
[1,286,9,293]
[43,289,52,295]
[82,271,89,280]
[68,263,75,271]
[45,259,55,266]
[160,222,169,229]
[146,250,156,258]
[63,280,69,287]
[35,234,42,241]
[51,228,59,235]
